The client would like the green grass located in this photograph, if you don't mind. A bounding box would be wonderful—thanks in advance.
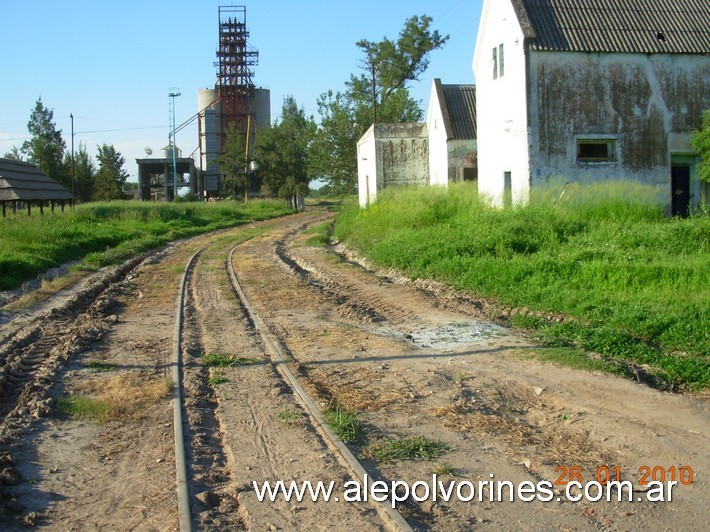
[0,199,294,291]
[58,396,111,422]
[86,360,116,372]
[207,371,228,386]
[277,409,302,425]
[324,404,362,443]
[202,353,260,368]
[303,221,332,247]
[365,436,451,463]
[334,182,710,391]
[432,463,458,477]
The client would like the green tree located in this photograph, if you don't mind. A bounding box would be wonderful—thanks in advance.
[215,124,248,201]
[691,110,710,184]
[309,15,447,194]
[255,96,316,209]
[21,97,69,188]
[3,147,23,160]
[63,142,96,203]
[94,144,128,201]
[349,14,448,115]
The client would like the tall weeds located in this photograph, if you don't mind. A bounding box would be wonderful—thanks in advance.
[335,183,709,390]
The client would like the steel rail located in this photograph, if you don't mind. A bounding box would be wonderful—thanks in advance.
[226,245,413,532]
[172,249,203,532]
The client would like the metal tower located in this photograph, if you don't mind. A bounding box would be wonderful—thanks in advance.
[215,6,258,150]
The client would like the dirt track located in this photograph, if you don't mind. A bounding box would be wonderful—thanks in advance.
[0,207,707,530]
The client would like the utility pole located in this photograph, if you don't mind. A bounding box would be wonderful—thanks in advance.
[168,88,181,201]
[70,113,75,207]
[370,61,378,124]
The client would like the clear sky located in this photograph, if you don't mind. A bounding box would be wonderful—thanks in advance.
[0,0,482,182]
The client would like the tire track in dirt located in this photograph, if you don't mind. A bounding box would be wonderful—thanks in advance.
[185,221,387,530]
[232,209,710,531]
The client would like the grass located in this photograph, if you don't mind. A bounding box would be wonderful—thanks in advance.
[207,371,228,386]
[58,373,172,423]
[324,403,362,443]
[432,463,458,477]
[334,182,710,391]
[202,353,260,368]
[303,221,332,248]
[365,436,450,463]
[277,409,302,425]
[0,199,294,291]
[86,360,116,372]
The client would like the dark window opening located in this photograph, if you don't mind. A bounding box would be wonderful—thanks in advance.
[577,139,616,162]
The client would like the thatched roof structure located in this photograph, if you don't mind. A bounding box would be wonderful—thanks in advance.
[0,158,73,216]
[0,158,73,202]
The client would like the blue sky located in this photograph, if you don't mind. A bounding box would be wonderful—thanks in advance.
[0,0,482,181]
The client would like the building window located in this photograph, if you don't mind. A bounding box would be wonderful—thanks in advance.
[576,138,617,162]
[493,43,505,79]
[499,43,505,77]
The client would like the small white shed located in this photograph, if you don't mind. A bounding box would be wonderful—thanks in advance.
[357,123,429,207]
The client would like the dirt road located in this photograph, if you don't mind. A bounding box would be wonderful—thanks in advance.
[1,207,707,530]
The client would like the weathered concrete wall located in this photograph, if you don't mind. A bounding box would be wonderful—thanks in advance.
[378,123,429,187]
[357,123,428,207]
[427,82,450,187]
[447,140,478,182]
[357,125,378,208]
[527,51,710,206]
[473,0,530,206]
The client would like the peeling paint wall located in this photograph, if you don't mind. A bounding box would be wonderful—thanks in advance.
[447,140,478,182]
[357,123,428,207]
[473,0,530,206]
[527,51,710,206]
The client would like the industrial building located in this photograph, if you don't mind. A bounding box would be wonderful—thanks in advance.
[137,5,269,201]
[197,5,270,199]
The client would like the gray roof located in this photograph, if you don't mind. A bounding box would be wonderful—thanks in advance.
[434,80,477,140]
[513,0,710,54]
[0,158,73,202]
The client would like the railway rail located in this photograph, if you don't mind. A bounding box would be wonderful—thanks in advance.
[171,229,412,530]
[1,209,707,530]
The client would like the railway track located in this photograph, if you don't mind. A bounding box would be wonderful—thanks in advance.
[171,226,412,530]
[2,209,707,530]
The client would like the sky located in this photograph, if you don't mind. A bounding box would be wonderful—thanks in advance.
[0,0,483,182]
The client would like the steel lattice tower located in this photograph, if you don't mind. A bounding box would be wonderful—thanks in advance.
[215,6,259,150]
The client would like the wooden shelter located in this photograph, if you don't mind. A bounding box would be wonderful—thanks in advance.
[0,158,73,216]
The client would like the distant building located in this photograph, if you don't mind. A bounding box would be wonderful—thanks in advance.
[357,79,477,207]
[136,145,197,202]
[473,0,710,214]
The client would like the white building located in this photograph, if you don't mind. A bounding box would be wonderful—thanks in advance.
[357,79,477,207]
[473,0,710,214]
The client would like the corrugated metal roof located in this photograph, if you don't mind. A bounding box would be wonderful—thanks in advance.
[441,84,477,140]
[0,159,73,202]
[514,0,710,54]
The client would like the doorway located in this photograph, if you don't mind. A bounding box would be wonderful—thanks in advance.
[671,165,690,217]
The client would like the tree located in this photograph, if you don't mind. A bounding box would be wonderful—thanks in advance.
[63,142,96,203]
[215,124,248,201]
[691,110,710,184]
[3,147,23,160]
[349,14,448,114]
[21,97,69,188]
[309,15,448,194]
[94,144,128,201]
[254,96,316,209]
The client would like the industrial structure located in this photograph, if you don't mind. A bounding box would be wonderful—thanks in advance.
[198,5,270,198]
[136,6,269,202]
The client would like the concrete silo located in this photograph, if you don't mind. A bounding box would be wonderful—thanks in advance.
[197,88,222,197]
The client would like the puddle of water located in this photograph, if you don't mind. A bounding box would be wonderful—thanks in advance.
[402,321,506,352]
